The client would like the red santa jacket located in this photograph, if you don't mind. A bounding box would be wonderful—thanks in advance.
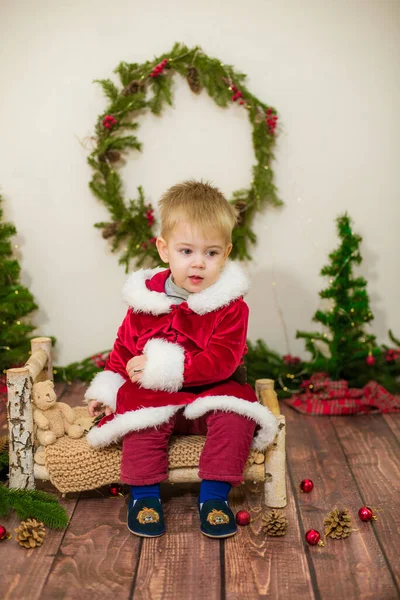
[85,260,278,450]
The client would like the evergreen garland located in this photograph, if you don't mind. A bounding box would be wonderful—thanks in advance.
[0,485,69,529]
[88,42,282,272]
[54,350,110,384]
[245,339,308,398]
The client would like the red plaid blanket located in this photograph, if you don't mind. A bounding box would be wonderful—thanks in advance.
[284,373,400,415]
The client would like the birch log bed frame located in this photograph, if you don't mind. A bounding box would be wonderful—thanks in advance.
[6,337,287,508]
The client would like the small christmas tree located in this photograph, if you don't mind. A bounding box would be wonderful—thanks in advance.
[296,213,378,384]
[0,193,38,376]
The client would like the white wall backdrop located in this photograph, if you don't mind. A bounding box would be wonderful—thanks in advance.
[1,0,399,365]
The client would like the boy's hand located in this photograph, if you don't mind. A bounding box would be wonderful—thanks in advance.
[87,399,113,417]
[126,355,147,383]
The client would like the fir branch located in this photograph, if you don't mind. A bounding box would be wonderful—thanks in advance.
[389,330,400,347]
[93,79,120,102]
[0,486,68,528]
[99,136,142,153]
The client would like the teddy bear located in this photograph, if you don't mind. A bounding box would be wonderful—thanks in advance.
[32,380,84,465]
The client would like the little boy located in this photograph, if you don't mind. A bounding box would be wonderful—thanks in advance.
[86,180,278,539]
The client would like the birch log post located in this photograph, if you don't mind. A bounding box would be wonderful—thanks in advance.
[6,367,35,489]
[30,337,53,381]
[7,339,51,489]
[255,379,287,508]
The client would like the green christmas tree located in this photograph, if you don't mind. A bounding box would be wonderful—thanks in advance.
[296,213,378,384]
[0,193,38,376]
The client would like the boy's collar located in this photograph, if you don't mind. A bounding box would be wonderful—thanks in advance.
[121,260,250,315]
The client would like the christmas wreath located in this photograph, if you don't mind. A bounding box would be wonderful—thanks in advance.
[88,42,282,271]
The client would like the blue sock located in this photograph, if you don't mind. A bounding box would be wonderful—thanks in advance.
[199,480,232,507]
[130,483,160,504]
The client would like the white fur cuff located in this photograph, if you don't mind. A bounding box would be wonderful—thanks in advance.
[84,371,127,412]
[183,395,279,451]
[140,338,185,392]
[87,405,182,448]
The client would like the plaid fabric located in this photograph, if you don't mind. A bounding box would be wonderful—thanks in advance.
[284,372,400,415]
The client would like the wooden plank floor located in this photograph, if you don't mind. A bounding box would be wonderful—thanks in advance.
[1,383,399,600]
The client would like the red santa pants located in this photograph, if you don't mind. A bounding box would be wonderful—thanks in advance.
[120,407,256,487]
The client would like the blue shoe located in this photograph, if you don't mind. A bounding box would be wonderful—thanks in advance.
[127,496,165,538]
[199,499,237,539]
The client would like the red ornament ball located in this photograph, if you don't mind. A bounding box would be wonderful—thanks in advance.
[0,525,9,541]
[109,483,122,497]
[305,529,324,546]
[358,506,376,522]
[366,354,376,366]
[300,479,314,493]
[235,510,251,526]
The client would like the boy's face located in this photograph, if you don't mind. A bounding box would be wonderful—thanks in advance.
[156,221,232,293]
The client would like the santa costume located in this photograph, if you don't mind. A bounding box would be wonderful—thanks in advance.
[85,260,278,486]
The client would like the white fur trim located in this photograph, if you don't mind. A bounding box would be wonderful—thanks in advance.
[187,261,250,315]
[86,405,182,448]
[183,395,279,450]
[84,371,126,412]
[122,266,172,315]
[122,260,250,316]
[140,338,185,392]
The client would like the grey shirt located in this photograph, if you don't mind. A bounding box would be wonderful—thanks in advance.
[164,274,190,304]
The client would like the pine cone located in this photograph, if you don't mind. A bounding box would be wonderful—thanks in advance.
[324,508,352,540]
[234,201,248,226]
[255,107,265,124]
[99,149,121,164]
[186,67,202,94]
[221,76,232,87]
[123,79,145,96]
[262,509,288,536]
[0,435,8,454]
[15,518,46,549]
[102,222,119,239]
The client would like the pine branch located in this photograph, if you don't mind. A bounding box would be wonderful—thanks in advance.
[0,486,69,528]
[94,79,120,102]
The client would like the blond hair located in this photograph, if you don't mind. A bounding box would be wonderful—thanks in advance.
[158,180,238,245]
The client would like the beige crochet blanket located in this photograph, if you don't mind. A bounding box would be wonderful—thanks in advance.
[44,407,265,493]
